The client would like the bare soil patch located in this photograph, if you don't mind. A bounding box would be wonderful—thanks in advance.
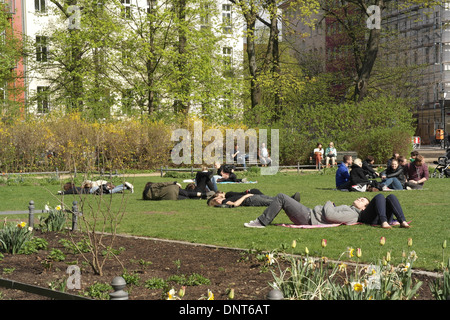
[0,230,437,301]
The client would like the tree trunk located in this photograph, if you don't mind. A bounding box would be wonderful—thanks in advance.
[354,18,381,102]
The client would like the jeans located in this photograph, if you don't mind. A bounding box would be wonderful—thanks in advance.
[243,194,274,207]
[358,194,406,225]
[90,184,127,194]
[257,193,311,226]
[381,177,403,190]
[210,175,222,192]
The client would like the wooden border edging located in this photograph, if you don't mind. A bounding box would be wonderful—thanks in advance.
[0,278,91,300]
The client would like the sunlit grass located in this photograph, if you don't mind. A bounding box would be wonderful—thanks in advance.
[0,170,448,271]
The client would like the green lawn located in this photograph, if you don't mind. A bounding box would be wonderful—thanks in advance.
[1,170,449,271]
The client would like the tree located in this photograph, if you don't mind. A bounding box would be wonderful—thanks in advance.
[320,0,440,102]
[230,0,319,123]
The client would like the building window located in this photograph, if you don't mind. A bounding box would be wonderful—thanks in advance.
[37,86,49,113]
[35,0,46,13]
[222,47,233,76]
[200,4,210,28]
[145,0,157,14]
[121,0,132,19]
[36,36,48,62]
[222,4,232,34]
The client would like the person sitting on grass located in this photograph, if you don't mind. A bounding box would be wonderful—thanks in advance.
[336,155,353,191]
[379,159,405,190]
[244,193,410,229]
[349,158,370,191]
[362,155,379,179]
[142,181,214,200]
[403,155,429,190]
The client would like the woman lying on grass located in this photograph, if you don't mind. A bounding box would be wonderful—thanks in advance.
[244,193,410,229]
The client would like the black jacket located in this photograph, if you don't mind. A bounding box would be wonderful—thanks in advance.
[350,164,369,185]
[381,166,406,186]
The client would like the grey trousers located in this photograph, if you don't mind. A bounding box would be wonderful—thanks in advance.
[242,194,274,207]
[257,193,311,226]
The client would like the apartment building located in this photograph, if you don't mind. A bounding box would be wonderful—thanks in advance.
[383,3,450,143]
[4,0,247,116]
[282,2,450,144]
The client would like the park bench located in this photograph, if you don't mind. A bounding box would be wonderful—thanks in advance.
[309,151,358,168]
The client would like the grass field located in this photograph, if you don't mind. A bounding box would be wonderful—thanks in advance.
[1,169,449,271]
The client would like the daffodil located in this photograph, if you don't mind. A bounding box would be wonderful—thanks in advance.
[167,288,176,300]
[401,263,410,272]
[266,253,275,265]
[338,263,347,272]
[351,282,365,292]
[409,250,418,262]
[17,222,26,229]
[207,289,214,300]
[55,205,62,211]
[348,247,355,258]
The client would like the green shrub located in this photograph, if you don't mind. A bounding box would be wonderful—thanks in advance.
[0,222,33,254]
[39,206,68,232]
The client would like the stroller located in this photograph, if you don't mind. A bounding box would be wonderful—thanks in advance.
[432,148,450,178]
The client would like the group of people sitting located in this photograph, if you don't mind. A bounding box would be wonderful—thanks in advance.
[312,142,337,169]
[336,150,429,192]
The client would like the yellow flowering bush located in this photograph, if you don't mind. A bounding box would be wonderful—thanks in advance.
[0,113,174,172]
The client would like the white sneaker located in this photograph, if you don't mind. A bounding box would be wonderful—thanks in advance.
[382,185,392,191]
[244,220,265,228]
[124,182,134,193]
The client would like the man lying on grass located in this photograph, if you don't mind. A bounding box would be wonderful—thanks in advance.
[244,193,411,229]
[207,189,300,208]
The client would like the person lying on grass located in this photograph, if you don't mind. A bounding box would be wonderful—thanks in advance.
[207,189,300,208]
[142,181,214,200]
[244,193,410,229]
[59,181,134,195]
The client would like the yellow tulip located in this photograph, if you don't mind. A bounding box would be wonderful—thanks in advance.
[291,240,297,249]
[407,238,413,247]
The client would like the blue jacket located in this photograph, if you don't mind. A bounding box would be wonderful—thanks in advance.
[336,162,350,188]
